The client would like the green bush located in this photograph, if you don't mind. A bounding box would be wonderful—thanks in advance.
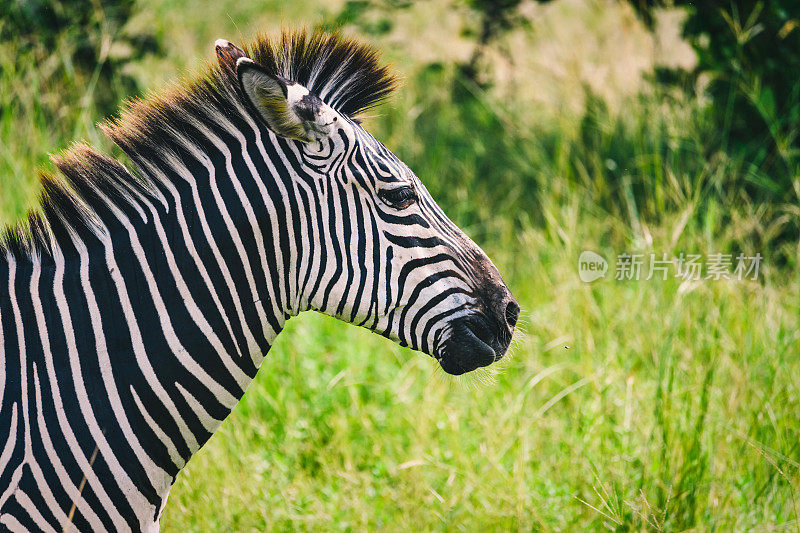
[0,0,159,115]
[0,0,161,224]
[632,1,800,201]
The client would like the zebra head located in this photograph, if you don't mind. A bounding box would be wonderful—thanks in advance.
[217,34,518,375]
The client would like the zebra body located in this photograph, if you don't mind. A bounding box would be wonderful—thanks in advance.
[0,31,517,531]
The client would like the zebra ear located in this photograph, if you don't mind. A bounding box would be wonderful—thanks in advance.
[215,39,247,74]
[236,57,334,143]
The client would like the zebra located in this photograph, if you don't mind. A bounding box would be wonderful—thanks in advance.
[0,29,518,531]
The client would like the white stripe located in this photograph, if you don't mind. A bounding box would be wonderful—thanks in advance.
[165,137,265,355]
[0,511,29,532]
[174,383,222,435]
[0,464,23,515]
[356,193,378,325]
[91,187,239,411]
[6,256,29,455]
[92,223,200,456]
[135,188,250,391]
[130,387,184,469]
[67,234,172,496]
[51,247,134,532]
[31,362,104,531]
[138,157,241,360]
[13,490,56,533]
[0,403,18,481]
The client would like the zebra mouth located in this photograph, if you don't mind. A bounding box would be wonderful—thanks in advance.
[437,315,506,375]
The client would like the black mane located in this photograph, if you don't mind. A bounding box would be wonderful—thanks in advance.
[1,29,398,260]
[246,29,398,118]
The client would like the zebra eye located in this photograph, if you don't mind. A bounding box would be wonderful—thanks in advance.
[378,185,417,209]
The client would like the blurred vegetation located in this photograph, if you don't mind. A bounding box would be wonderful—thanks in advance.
[330,0,799,267]
[1,0,799,530]
[631,0,800,220]
[0,0,161,222]
[0,0,160,115]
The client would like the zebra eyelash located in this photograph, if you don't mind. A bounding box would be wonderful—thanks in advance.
[377,184,417,210]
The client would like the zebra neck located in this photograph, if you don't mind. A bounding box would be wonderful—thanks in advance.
[0,70,317,531]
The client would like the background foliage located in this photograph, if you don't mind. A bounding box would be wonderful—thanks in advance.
[631,0,800,236]
[1,0,799,530]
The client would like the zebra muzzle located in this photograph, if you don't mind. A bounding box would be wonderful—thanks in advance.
[438,315,503,375]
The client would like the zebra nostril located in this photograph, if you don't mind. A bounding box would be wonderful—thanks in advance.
[504,300,520,329]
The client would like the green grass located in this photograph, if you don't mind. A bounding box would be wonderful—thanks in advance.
[2,0,800,530]
[159,203,800,531]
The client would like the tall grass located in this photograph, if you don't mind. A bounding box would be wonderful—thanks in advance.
[0,10,117,225]
[1,0,799,530]
[163,200,800,530]
[161,65,800,529]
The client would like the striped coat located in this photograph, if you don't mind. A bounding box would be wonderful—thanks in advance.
[0,30,517,531]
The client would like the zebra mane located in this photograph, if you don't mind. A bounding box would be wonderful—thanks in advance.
[245,29,399,117]
[1,29,398,260]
